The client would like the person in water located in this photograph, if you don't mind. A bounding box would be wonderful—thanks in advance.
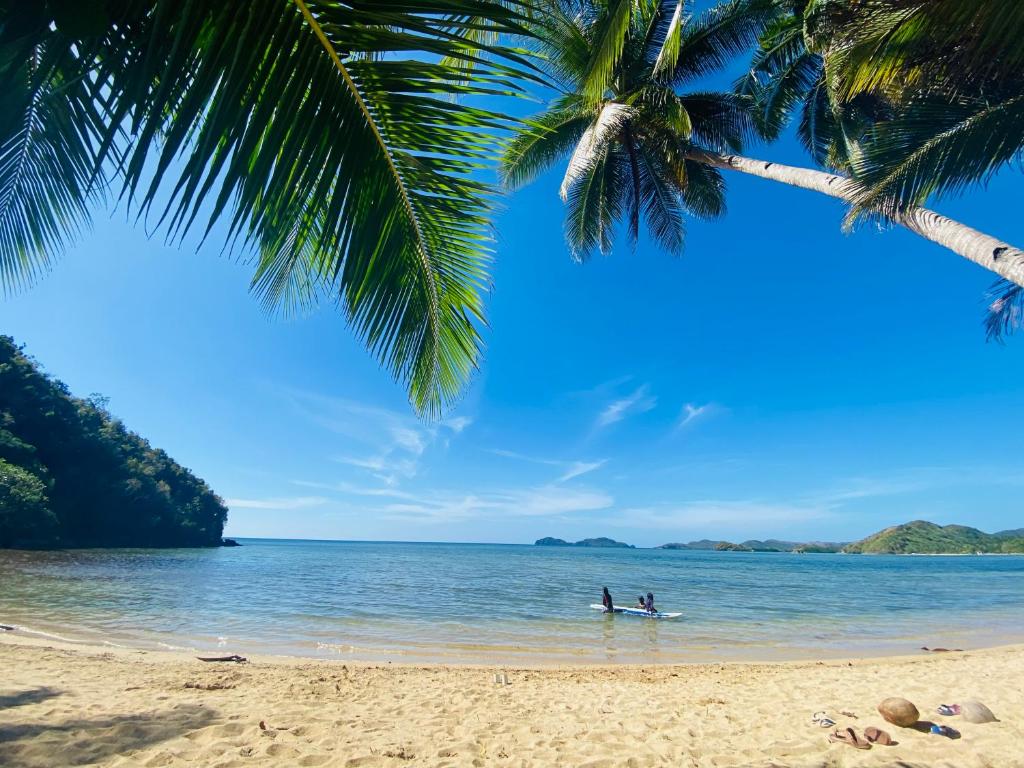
[645,592,656,613]
[601,586,614,613]
[634,595,646,609]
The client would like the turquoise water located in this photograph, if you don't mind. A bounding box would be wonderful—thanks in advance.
[2,539,1023,663]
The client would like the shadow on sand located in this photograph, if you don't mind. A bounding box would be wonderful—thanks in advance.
[0,687,63,711]
[0,702,215,767]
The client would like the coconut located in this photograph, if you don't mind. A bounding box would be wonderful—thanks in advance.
[878,697,920,727]
[960,700,998,724]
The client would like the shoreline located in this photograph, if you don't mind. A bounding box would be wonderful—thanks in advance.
[2,634,1022,767]
[5,617,1024,667]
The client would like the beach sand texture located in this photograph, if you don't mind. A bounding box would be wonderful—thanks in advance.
[1,637,1022,768]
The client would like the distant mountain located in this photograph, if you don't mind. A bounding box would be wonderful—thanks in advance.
[656,538,845,552]
[843,521,1024,554]
[997,528,1024,538]
[656,539,722,550]
[741,539,799,552]
[535,536,634,548]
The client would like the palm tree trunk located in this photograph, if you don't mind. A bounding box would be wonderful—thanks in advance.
[690,151,1024,289]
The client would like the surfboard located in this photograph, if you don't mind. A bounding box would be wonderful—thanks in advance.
[589,604,682,619]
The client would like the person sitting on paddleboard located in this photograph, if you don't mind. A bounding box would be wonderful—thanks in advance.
[601,586,614,613]
[645,592,656,613]
[634,595,646,609]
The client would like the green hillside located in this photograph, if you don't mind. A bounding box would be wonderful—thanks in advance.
[843,521,1024,554]
[1,337,228,549]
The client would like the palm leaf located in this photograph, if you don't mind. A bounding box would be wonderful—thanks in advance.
[580,0,634,103]
[671,0,778,85]
[560,101,634,201]
[0,0,534,417]
[501,96,593,189]
[847,94,1024,221]
[0,40,105,293]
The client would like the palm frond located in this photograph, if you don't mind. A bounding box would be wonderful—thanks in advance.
[985,279,1024,341]
[501,96,593,189]
[634,139,686,254]
[0,0,535,417]
[671,0,779,85]
[0,40,105,293]
[680,158,727,219]
[652,1,684,77]
[581,0,634,102]
[560,101,634,200]
[680,92,755,153]
[847,94,1024,221]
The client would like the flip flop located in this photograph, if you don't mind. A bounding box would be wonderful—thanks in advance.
[864,726,896,746]
[930,724,961,739]
[812,711,836,728]
[829,728,872,750]
[937,704,960,716]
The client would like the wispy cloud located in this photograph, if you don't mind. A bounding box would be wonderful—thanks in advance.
[446,416,473,434]
[284,388,470,486]
[678,402,712,428]
[226,496,328,510]
[596,384,657,427]
[291,479,417,501]
[489,449,607,483]
[615,499,832,531]
[558,460,608,482]
[378,485,614,524]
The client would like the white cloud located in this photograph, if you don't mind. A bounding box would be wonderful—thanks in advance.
[283,388,461,486]
[378,485,614,524]
[596,384,657,427]
[489,449,607,484]
[678,402,709,428]
[616,500,832,530]
[558,460,608,482]
[226,496,328,510]
[445,416,473,433]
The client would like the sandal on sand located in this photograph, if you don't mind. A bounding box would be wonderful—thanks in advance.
[829,728,872,750]
[812,712,836,728]
[864,727,896,746]
[930,724,961,739]
[937,704,960,717]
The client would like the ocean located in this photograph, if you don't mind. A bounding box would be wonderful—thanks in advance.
[2,539,1023,663]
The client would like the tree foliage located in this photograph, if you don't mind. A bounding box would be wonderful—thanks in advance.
[0,336,227,548]
[0,0,535,417]
[738,0,1024,337]
[502,0,777,259]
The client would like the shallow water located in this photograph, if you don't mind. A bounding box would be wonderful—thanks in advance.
[2,539,1023,663]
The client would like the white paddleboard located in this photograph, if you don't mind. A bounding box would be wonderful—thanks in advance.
[590,603,682,619]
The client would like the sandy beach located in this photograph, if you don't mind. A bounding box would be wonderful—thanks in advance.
[1,635,1021,768]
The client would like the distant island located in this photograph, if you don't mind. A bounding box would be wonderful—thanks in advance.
[842,521,1024,555]
[655,522,1024,554]
[657,538,846,553]
[0,336,228,549]
[535,536,635,548]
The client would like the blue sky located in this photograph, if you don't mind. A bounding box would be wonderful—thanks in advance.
[3,78,1024,546]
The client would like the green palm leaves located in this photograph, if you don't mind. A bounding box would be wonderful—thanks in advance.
[502,0,774,259]
[739,0,1024,335]
[0,1,533,417]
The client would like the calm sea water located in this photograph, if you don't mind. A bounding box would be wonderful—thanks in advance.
[2,539,1023,664]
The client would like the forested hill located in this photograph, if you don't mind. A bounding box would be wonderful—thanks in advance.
[0,336,227,548]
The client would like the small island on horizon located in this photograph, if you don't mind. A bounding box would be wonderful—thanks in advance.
[536,521,1024,555]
